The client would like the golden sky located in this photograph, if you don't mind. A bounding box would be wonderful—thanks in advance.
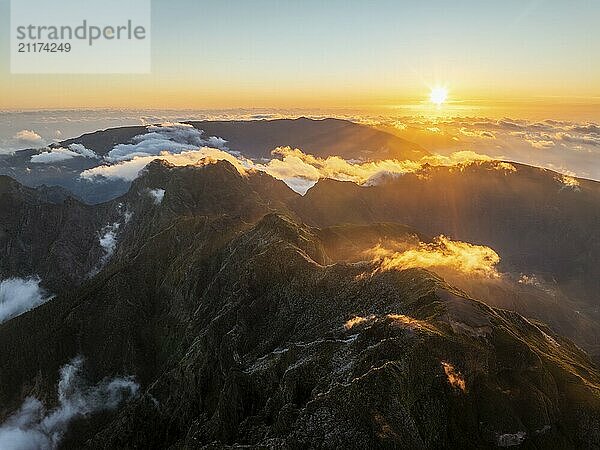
[1,0,599,119]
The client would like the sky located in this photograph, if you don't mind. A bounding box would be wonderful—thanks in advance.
[0,0,599,118]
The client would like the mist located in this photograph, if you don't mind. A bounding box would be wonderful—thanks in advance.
[0,356,139,450]
[0,278,52,324]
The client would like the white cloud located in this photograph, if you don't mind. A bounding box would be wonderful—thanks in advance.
[147,189,165,205]
[459,127,495,139]
[81,138,512,196]
[67,143,100,159]
[2,110,600,183]
[30,148,80,164]
[255,147,500,189]
[30,144,99,164]
[0,356,139,450]
[206,136,227,148]
[13,130,44,147]
[372,116,600,181]
[106,122,228,162]
[61,113,599,191]
[99,223,120,266]
[0,277,52,324]
[81,148,248,182]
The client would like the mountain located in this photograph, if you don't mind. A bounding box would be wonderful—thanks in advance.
[0,147,130,204]
[0,118,427,204]
[1,162,600,449]
[186,117,428,160]
[293,162,600,304]
[59,126,148,156]
[290,162,600,359]
[0,175,120,293]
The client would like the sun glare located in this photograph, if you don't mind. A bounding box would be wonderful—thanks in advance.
[430,87,448,106]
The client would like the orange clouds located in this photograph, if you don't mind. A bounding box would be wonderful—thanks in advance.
[255,147,509,191]
[368,236,501,279]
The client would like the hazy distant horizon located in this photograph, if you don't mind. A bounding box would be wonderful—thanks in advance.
[1,0,599,112]
[2,108,599,183]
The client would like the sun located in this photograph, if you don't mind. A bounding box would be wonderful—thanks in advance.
[429,87,448,106]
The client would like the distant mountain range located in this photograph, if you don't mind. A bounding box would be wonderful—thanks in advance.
[0,118,427,204]
[1,149,600,448]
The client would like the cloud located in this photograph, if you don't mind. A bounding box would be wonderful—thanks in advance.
[106,122,228,162]
[368,236,501,278]
[3,110,600,182]
[81,148,248,182]
[344,315,372,330]
[30,143,99,164]
[0,356,139,450]
[525,136,555,149]
[147,189,165,205]
[67,143,100,159]
[459,127,495,139]
[557,174,581,191]
[98,223,120,266]
[81,140,509,196]
[0,277,52,324]
[71,116,596,194]
[255,147,504,190]
[30,148,80,164]
[554,132,600,147]
[374,115,600,180]
[13,130,45,147]
[79,123,240,183]
[89,204,135,276]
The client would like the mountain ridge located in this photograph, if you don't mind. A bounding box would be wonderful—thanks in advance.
[0,118,427,204]
[1,161,600,448]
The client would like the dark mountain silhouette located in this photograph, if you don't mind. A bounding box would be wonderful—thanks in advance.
[1,161,600,449]
[187,117,428,160]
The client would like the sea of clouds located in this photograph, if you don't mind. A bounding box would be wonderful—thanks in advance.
[2,110,600,193]
[75,121,583,195]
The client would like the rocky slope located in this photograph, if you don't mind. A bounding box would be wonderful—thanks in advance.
[1,161,600,449]
[293,162,600,305]
[0,175,120,293]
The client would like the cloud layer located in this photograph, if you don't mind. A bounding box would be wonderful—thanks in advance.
[147,188,165,205]
[376,116,600,180]
[79,122,515,195]
[255,147,511,193]
[106,122,227,162]
[3,110,599,184]
[3,116,581,199]
[30,144,99,164]
[81,148,246,182]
